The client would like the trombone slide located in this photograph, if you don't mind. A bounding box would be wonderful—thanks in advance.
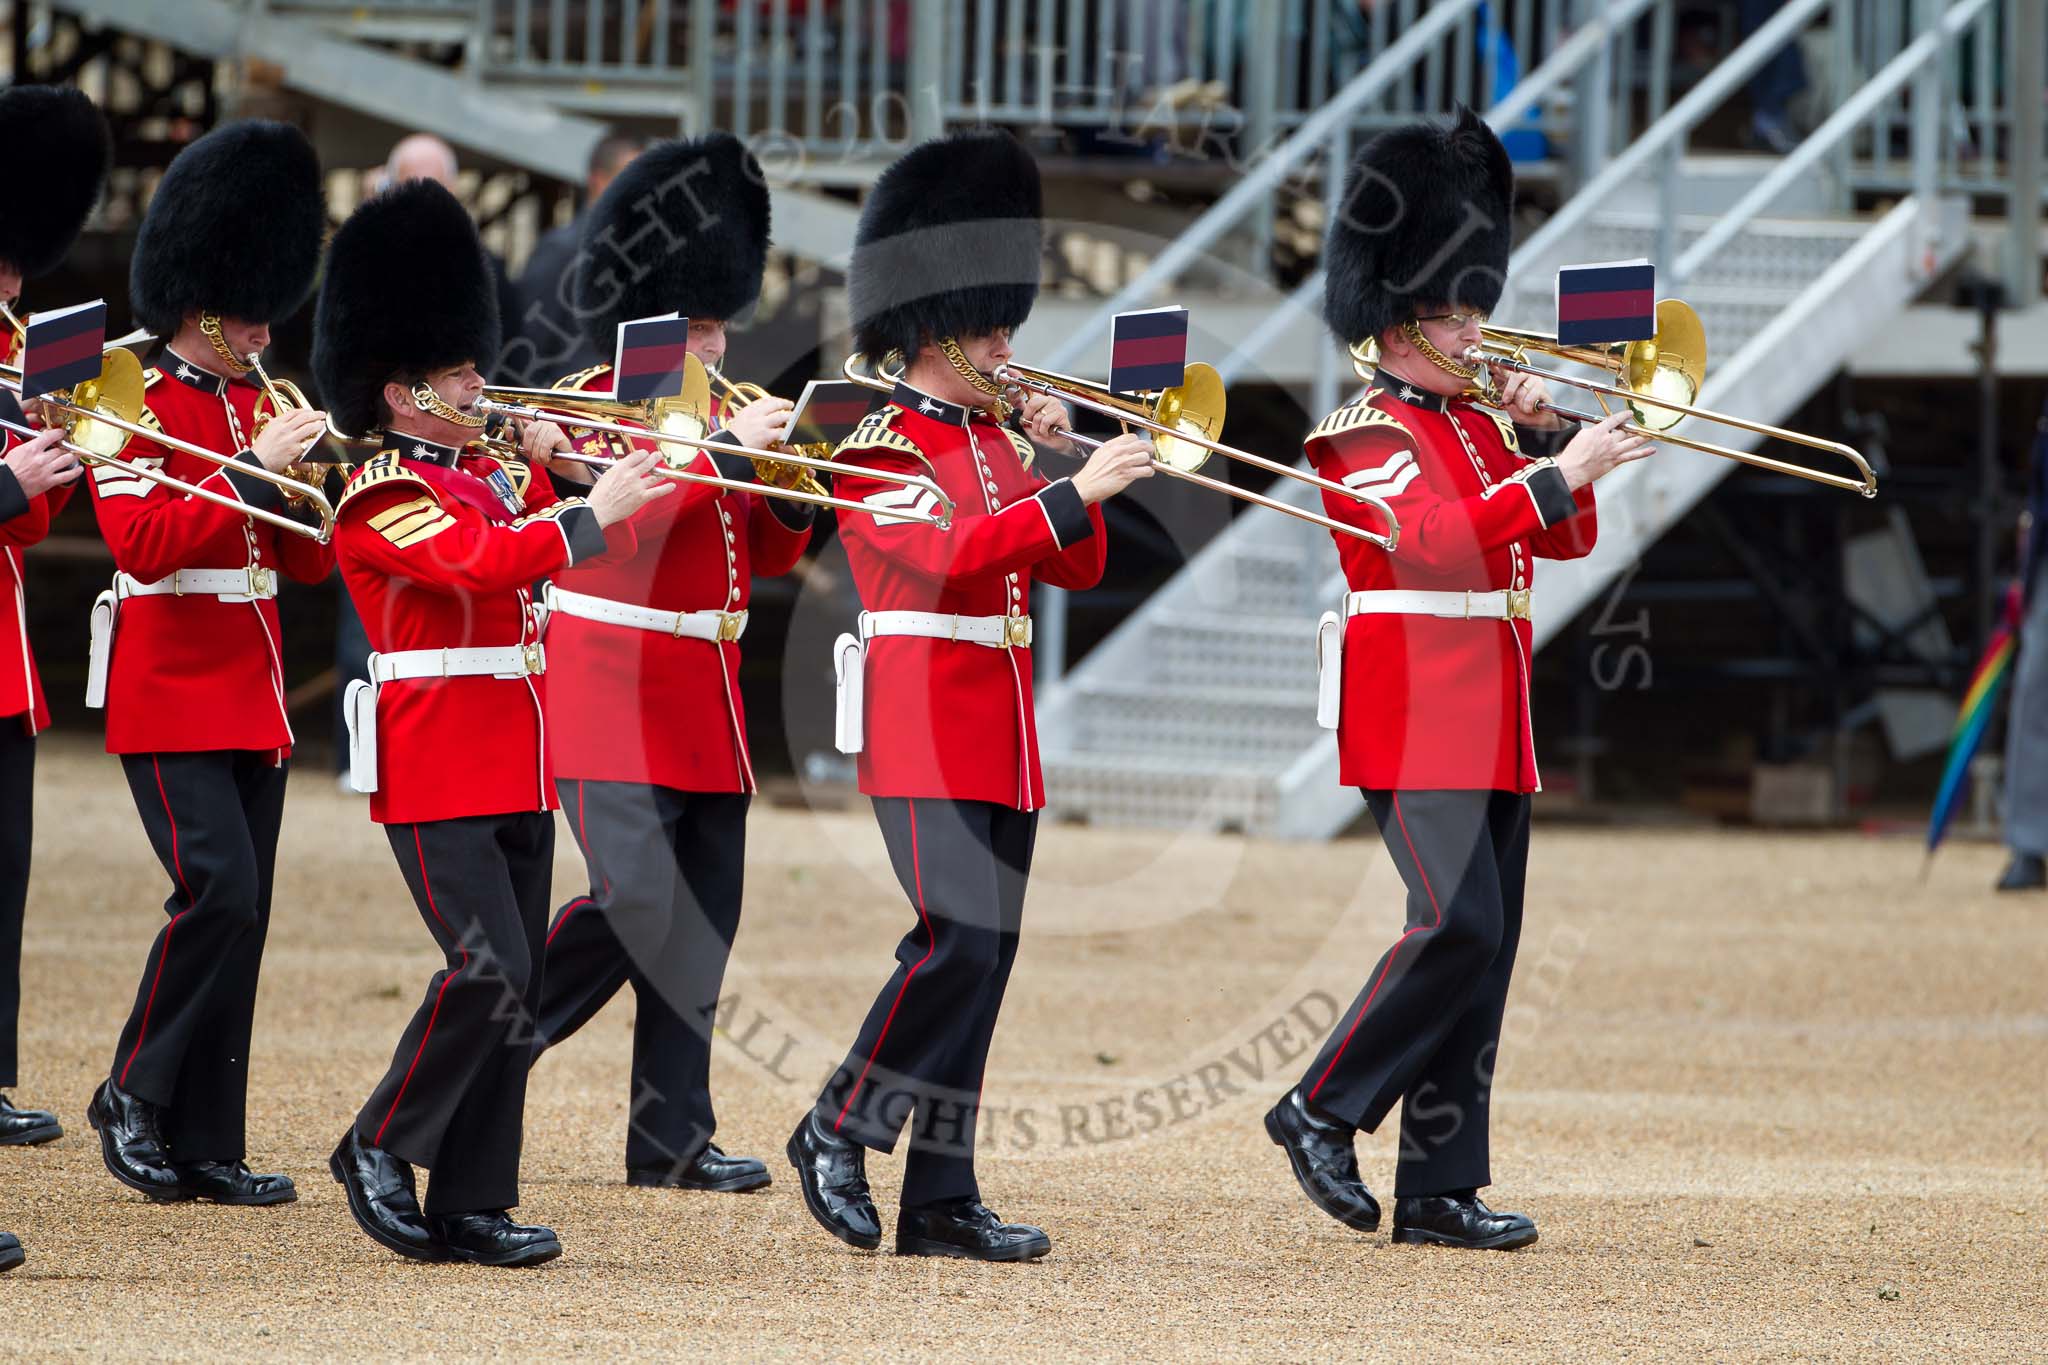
[475,398,953,529]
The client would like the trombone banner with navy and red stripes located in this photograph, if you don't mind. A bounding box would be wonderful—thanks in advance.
[612,313,692,402]
[1554,262,1654,347]
[19,298,106,398]
[1109,305,1190,395]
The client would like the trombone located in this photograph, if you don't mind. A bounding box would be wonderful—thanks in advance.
[485,354,952,520]
[0,347,336,542]
[1370,298,1875,498]
[0,301,153,359]
[841,350,1401,551]
[702,362,837,497]
[475,387,955,528]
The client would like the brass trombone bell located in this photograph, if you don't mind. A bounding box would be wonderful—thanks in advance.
[0,344,148,460]
[1477,298,1707,432]
[0,348,336,540]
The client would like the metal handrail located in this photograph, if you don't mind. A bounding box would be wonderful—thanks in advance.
[1510,0,1834,274]
[1213,0,1662,391]
[1039,0,1486,372]
[1674,0,1997,282]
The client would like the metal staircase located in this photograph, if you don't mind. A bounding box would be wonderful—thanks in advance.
[1037,0,1998,837]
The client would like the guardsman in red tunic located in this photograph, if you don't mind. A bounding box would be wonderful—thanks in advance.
[785,132,1152,1262]
[0,84,107,1156]
[314,181,670,1267]
[1264,111,1651,1251]
[83,121,333,1207]
[530,134,809,1195]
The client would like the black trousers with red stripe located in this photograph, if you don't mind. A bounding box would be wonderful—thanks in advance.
[1295,789,1529,1199]
[814,797,1036,1209]
[110,750,288,1161]
[533,780,748,1177]
[356,812,552,1216]
[0,722,33,1089]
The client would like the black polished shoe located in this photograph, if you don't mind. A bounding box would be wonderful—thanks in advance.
[328,1129,445,1262]
[626,1143,771,1193]
[172,1159,297,1206]
[1996,853,2046,892]
[1265,1088,1381,1233]
[0,1231,21,1273]
[0,1094,61,1146]
[428,1211,562,1268]
[85,1080,185,1199]
[896,1200,1051,1262]
[1391,1194,1538,1250]
[785,1112,882,1250]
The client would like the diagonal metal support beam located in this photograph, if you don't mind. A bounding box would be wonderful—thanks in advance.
[59,0,606,180]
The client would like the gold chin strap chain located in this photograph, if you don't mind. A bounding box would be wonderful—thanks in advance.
[198,313,255,375]
[412,381,487,429]
[1403,320,1480,383]
[938,337,1013,422]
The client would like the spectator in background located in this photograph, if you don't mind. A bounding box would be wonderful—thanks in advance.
[1999,396,2048,893]
[1740,0,1809,154]
[502,132,647,387]
[381,134,520,375]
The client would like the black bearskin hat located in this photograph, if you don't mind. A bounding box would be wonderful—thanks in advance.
[313,180,502,438]
[574,132,770,357]
[0,85,110,278]
[848,131,1042,360]
[129,120,326,337]
[1323,107,1515,346]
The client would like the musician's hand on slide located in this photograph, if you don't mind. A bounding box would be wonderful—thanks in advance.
[1070,432,1154,504]
[1555,409,1653,490]
[2,425,80,498]
[723,396,795,451]
[251,408,329,473]
[1018,393,1076,453]
[1490,364,1565,431]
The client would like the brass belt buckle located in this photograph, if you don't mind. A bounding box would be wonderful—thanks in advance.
[522,642,544,675]
[1005,615,1031,648]
[248,566,273,598]
[717,611,744,643]
[1507,587,1531,620]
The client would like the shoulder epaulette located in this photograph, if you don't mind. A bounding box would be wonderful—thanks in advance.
[336,450,441,517]
[1484,409,1522,455]
[490,455,535,500]
[553,363,612,393]
[835,405,921,460]
[1307,395,1410,444]
[134,367,164,432]
[1001,428,1037,472]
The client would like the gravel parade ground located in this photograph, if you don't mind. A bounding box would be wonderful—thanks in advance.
[1,739,2042,1359]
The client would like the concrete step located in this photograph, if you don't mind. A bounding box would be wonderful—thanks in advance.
[1042,755,1280,832]
[1064,682,1318,767]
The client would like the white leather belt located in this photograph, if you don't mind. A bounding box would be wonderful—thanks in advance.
[344,644,545,793]
[1344,588,1531,621]
[86,566,279,708]
[832,611,1034,755]
[119,567,278,601]
[860,610,1033,649]
[543,584,748,643]
[1315,590,1532,731]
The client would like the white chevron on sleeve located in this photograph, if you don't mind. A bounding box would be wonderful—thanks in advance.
[1342,452,1420,498]
[862,484,940,523]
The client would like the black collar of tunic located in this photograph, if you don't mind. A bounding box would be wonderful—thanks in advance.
[157,346,237,398]
[383,430,463,467]
[1365,368,1458,414]
[890,380,973,428]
